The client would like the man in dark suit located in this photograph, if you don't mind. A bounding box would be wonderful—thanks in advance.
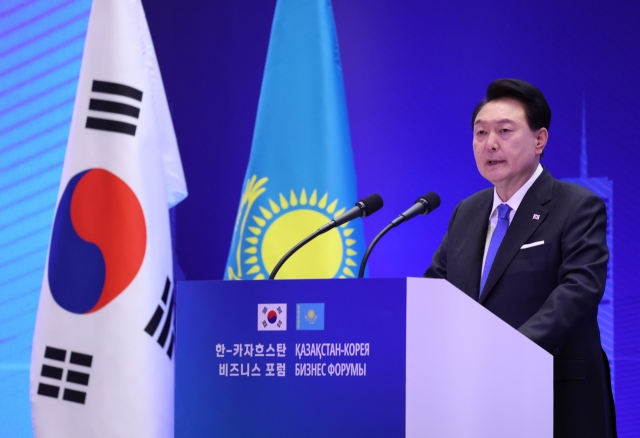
[424,79,616,437]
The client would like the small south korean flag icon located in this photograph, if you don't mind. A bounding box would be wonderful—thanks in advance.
[258,304,287,331]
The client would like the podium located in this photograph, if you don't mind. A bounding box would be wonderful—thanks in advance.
[176,278,552,437]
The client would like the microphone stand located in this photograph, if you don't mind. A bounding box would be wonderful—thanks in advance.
[357,223,395,278]
[268,228,326,280]
[357,192,440,278]
[269,193,384,279]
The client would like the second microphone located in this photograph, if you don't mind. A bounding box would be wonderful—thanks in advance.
[358,192,440,278]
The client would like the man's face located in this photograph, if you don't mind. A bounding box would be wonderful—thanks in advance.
[473,98,547,199]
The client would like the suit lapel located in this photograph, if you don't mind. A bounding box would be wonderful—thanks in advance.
[479,169,554,305]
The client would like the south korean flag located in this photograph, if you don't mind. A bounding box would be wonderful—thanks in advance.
[29,0,187,437]
[258,304,287,331]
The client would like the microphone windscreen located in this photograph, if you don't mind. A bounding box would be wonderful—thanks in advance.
[359,193,384,217]
[418,192,441,213]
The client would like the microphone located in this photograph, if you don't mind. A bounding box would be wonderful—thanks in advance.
[358,192,440,278]
[269,193,384,279]
[317,193,384,233]
[390,192,441,226]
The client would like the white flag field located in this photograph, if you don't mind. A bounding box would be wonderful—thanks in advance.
[30,0,187,436]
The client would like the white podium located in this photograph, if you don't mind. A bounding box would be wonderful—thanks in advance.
[406,278,552,437]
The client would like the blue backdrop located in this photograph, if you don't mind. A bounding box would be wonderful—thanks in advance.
[1,0,638,436]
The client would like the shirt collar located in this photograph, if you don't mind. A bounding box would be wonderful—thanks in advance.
[490,163,543,218]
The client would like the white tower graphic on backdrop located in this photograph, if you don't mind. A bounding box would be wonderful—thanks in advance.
[563,96,614,392]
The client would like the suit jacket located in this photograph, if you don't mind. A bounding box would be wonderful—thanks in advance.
[424,168,616,438]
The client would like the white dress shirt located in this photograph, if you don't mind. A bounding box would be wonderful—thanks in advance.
[481,164,543,274]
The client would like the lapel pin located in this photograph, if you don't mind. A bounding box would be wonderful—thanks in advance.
[533,214,540,220]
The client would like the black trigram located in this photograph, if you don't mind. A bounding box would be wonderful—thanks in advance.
[37,346,92,405]
[85,80,143,136]
[145,277,176,359]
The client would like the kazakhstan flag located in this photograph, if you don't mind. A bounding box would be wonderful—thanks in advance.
[225,0,366,280]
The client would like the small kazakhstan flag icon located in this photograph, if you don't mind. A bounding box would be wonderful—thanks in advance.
[297,304,325,330]
[224,0,366,280]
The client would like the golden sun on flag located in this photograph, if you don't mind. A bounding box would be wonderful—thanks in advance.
[227,176,358,280]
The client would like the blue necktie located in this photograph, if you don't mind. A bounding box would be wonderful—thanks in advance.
[479,203,512,298]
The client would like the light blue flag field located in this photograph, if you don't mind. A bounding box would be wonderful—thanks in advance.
[297,303,325,330]
[225,0,366,280]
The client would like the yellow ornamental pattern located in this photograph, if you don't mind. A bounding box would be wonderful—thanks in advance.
[227,175,357,280]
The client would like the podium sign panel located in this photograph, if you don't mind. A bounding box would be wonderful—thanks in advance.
[176,278,552,437]
[176,278,407,436]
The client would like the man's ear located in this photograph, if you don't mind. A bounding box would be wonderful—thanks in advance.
[535,128,548,156]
